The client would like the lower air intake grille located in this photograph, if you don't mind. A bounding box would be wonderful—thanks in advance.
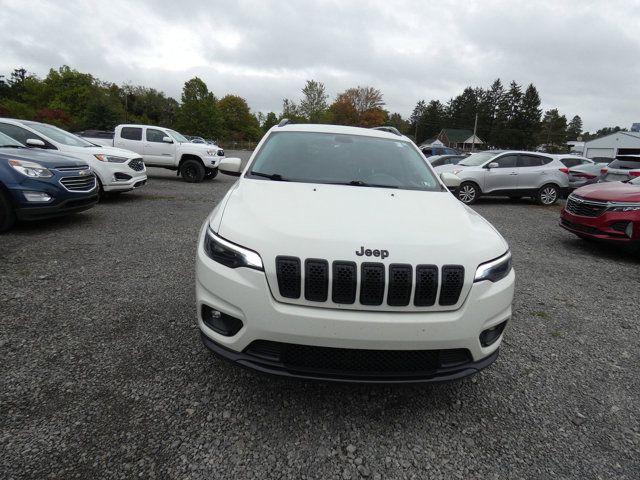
[332,261,357,304]
[304,259,328,302]
[439,266,465,306]
[360,263,385,305]
[414,265,438,306]
[276,256,301,298]
[387,264,412,306]
[244,340,472,377]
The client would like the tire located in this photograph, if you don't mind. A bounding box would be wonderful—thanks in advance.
[181,159,205,183]
[0,190,16,233]
[96,176,105,201]
[204,167,219,180]
[458,182,479,205]
[537,184,559,206]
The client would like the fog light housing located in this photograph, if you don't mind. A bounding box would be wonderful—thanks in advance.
[480,320,508,347]
[114,172,132,181]
[201,305,243,336]
[625,222,634,239]
[23,191,52,203]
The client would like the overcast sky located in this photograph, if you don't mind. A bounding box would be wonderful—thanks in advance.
[1,0,639,131]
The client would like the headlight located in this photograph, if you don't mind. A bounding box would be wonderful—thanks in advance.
[609,204,640,212]
[8,159,53,178]
[94,154,128,163]
[203,228,263,270]
[206,150,216,156]
[474,251,512,283]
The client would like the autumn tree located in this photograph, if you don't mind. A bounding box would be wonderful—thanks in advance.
[328,86,385,127]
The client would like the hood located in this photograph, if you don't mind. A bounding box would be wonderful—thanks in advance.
[178,142,220,152]
[574,181,640,202]
[0,148,87,167]
[78,145,139,158]
[215,180,509,311]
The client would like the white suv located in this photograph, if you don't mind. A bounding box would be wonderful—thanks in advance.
[195,123,515,383]
[452,151,569,205]
[0,119,147,196]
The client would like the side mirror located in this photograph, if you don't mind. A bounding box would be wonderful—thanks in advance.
[162,136,173,143]
[440,172,461,190]
[26,138,46,147]
[219,157,242,176]
[487,162,499,169]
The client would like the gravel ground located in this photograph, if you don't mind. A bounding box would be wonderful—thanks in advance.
[1,151,639,479]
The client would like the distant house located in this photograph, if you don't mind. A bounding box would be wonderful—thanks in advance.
[437,128,484,151]
[631,123,640,133]
[583,131,640,160]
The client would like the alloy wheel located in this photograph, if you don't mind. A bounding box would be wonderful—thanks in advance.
[540,187,557,205]
[458,185,476,203]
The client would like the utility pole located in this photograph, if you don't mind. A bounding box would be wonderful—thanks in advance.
[471,113,478,152]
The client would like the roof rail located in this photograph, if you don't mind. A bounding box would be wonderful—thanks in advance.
[372,126,402,136]
[278,118,291,127]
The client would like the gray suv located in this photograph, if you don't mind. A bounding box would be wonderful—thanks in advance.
[452,151,569,205]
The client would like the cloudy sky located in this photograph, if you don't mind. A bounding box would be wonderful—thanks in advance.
[1,0,639,131]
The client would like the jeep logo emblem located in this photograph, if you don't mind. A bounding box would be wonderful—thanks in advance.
[355,246,389,259]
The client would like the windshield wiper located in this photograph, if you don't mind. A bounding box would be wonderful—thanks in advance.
[345,180,399,189]
[0,144,25,148]
[250,171,288,181]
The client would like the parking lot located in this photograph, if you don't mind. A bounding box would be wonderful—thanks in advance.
[1,151,638,480]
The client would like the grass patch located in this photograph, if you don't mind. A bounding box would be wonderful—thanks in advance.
[532,311,549,319]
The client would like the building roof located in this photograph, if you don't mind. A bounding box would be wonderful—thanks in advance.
[584,130,640,146]
[440,128,474,143]
[462,135,484,144]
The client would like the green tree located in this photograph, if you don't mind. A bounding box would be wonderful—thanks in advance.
[218,94,261,141]
[175,77,223,138]
[566,115,583,140]
[299,80,328,123]
[539,109,568,152]
[518,84,542,149]
[280,98,305,123]
[262,111,278,131]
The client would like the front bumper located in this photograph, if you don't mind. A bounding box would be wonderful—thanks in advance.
[195,236,515,382]
[200,332,500,384]
[15,194,98,220]
[93,160,148,192]
[560,209,639,242]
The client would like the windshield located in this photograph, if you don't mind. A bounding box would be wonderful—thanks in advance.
[247,131,441,191]
[167,129,190,143]
[459,151,499,166]
[0,131,24,147]
[25,122,95,147]
[630,177,640,185]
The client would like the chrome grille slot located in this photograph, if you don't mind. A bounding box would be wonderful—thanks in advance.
[59,175,96,192]
[565,196,607,217]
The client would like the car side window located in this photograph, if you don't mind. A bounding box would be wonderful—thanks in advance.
[560,157,579,168]
[0,123,52,148]
[121,127,142,141]
[518,155,544,167]
[493,155,517,168]
[146,128,167,143]
[431,159,443,167]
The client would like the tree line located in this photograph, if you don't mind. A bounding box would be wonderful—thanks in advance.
[0,66,626,149]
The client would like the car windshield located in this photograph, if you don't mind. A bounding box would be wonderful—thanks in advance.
[459,151,499,166]
[25,122,95,147]
[0,131,24,147]
[247,131,441,191]
[167,129,190,143]
[630,177,640,185]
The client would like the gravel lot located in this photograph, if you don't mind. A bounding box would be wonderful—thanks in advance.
[1,150,639,479]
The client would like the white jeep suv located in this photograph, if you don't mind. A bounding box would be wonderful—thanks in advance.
[195,123,515,383]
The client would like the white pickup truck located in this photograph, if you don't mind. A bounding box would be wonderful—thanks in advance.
[78,124,225,183]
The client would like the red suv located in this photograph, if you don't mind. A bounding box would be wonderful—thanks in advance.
[560,177,640,247]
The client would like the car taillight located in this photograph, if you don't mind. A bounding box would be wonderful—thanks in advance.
[629,171,640,177]
[559,167,569,174]
[601,168,608,174]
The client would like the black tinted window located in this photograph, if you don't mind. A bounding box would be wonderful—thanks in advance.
[0,123,41,145]
[560,157,580,168]
[146,129,166,142]
[121,127,142,141]
[518,155,544,167]
[494,155,517,168]
[431,158,443,167]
